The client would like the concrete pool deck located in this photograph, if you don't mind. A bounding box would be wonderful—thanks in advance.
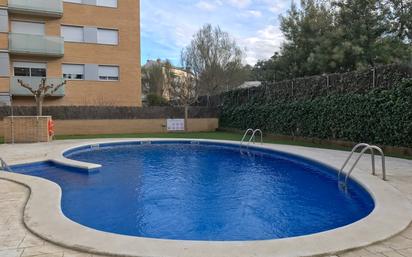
[0,139,412,257]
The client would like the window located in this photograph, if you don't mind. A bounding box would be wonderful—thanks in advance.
[98,66,119,81]
[11,21,45,35]
[61,25,84,42]
[63,0,118,7]
[62,64,84,80]
[13,62,46,77]
[63,0,82,3]
[97,0,117,8]
[97,29,118,45]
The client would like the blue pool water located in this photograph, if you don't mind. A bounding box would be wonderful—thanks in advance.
[11,141,374,241]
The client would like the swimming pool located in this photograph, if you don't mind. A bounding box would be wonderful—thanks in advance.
[11,141,374,241]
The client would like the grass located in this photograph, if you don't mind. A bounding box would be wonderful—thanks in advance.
[1,132,411,160]
[55,131,351,150]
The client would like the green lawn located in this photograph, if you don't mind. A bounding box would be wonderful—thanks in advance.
[55,131,352,151]
[1,132,410,160]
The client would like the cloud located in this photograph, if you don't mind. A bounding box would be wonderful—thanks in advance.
[196,1,218,11]
[268,2,289,13]
[228,0,252,8]
[241,25,284,64]
[141,0,293,65]
[244,10,262,17]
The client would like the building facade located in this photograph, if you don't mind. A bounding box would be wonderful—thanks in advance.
[0,0,141,107]
[142,59,195,103]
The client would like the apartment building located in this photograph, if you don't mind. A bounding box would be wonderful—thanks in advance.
[0,0,141,107]
[142,59,195,102]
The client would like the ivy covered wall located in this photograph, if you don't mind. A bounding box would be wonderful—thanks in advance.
[220,79,412,147]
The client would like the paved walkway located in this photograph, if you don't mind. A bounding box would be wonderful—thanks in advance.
[0,140,411,257]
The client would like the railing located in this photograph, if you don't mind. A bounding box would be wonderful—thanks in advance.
[0,157,12,172]
[338,143,386,188]
[9,33,64,57]
[8,0,63,17]
[248,129,263,146]
[240,128,263,153]
[10,77,66,97]
[240,128,254,149]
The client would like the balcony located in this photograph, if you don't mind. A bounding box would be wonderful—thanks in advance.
[9,33,64,57]
[10,77,66,97]
[8,0,63,17]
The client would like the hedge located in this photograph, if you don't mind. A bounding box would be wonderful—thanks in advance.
[220,79,412,147]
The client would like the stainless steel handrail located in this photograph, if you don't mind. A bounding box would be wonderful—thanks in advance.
[338,143,371,180]
[344,145,386,184]
[247,129,263,147]
[339,143,386,187]
[240,129,264,154]
[0,157,12,172]
[240,128,254,148]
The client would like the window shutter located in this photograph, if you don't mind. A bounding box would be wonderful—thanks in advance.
[97,29,118,45]
[13,62,46,69]
[61,26,84,42]
[96,0,117,8]
[63,0,82,3]
[63,64,84,74]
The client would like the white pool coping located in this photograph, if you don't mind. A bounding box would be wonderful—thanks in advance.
[0,138,411,257]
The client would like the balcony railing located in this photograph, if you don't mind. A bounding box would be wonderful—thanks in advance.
[9,33,64,57]
[10,77,66,97]
[8,0,63,17]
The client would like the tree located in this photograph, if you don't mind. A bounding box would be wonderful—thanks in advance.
[333,0,389,69]
[141,59,173,98]
[17,78,66,116]
[253,0,412,82]
[168,67,198,131]
[385,0,412,42]
[146,94,169,106]
[181,24,246,95]
[281,0,339,74]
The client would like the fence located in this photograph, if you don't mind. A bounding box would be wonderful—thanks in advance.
[0,106,220,138]
[198,63,412,106]
[0,106,219,120]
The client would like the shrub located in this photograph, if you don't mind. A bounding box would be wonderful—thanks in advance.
[220,79,412,147]
[146,94,169,106]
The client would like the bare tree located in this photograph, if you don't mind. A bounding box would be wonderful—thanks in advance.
[17,78,66,116]
[168,69,198,131]
[181,24,246,96]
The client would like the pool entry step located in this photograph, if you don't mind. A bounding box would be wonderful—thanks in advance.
[240,129,263,154]
[338,143,386,189]
[0,157,12,172]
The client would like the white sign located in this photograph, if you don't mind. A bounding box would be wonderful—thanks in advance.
[167,119,185,131]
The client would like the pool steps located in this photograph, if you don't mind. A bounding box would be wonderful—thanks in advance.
[339,143,386,189]
[90,144,100,150]
[240,129,263,154]
[0,157,12,172]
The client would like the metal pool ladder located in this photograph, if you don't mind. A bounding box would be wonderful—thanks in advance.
[240,128,263,153]
[0,157,12,172]
[338,143,386,188]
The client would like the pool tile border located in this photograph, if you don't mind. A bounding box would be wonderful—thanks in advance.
[0,138,411,257]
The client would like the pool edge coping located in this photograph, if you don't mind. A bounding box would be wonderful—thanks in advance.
[0,138,411,257]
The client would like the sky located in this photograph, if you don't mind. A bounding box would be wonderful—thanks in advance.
[141,0,294,66]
